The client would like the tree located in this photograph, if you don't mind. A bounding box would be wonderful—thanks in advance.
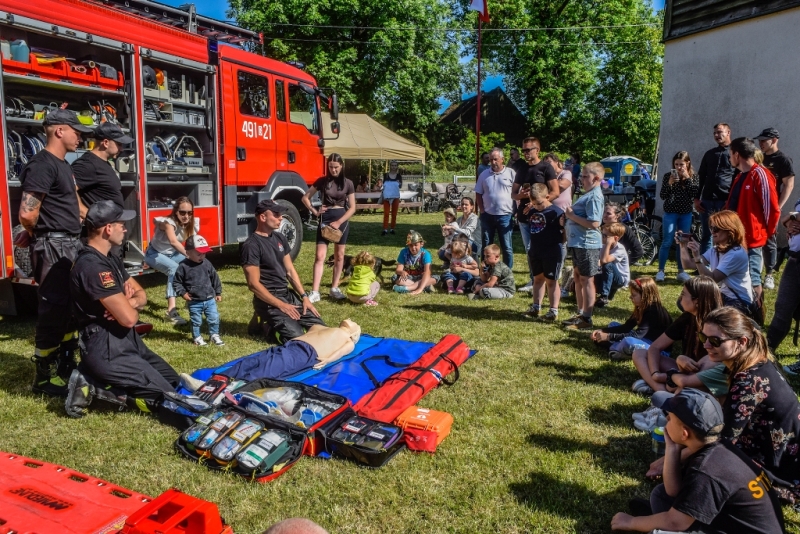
[471,0,663,162]
[228,0,464,138]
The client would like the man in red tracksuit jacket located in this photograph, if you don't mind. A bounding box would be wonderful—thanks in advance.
[725,137,780,302]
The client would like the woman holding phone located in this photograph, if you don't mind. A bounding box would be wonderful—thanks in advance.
[656,151,699,283]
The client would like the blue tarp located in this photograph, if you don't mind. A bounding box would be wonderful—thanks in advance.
[188,335,471,405]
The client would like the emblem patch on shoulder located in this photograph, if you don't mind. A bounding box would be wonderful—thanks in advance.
[277,242,284,252]
[99,271,116,288]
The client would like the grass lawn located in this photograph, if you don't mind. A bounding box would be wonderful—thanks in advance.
[1,211,799,533]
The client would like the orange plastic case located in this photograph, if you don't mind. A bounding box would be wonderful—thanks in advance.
[394,406,453,445]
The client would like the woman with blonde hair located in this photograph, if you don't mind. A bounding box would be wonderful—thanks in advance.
[681,210,754,315]
[144,196,198,325]
[702,307,800,502]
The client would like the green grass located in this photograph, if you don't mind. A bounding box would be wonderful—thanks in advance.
[1,211,799,533]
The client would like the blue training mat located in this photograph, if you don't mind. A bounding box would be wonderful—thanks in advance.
[188,334,473,405]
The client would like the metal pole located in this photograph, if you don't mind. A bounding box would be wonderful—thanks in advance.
[474,16,482,179]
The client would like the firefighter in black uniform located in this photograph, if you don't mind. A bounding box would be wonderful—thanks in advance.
[16,109,93,396]
[65,201,182,417]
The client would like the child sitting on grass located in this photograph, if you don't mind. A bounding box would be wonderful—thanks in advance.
[522,183,565,321]
[173,235,223,346]
[442,239,479,294]
[438,207,461,263]
[469,244,516,300]
[590,276,672,361]
[393,230,439,294]
[345,251,380,306]
[596,222,630,308]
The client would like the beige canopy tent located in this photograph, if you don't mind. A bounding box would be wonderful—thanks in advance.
[322,113,425,163]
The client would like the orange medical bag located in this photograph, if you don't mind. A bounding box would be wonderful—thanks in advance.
[394,406,453,446]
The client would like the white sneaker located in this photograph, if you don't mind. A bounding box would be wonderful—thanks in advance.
[329,287,346,300]
[655,271,665,282]
[764,274,775,290]
[209,334,225,346]
[632,405,661,422]
[308,291,321,303]
[633,409,664,432]
[518,282,534,293]
[676,271,691,283]
[193,335,208,346]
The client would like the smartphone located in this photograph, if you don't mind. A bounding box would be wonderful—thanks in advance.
[670,169,678,179]
[677,231,692,243]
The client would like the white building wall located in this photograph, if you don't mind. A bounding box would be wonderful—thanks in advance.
[656,7,800,243]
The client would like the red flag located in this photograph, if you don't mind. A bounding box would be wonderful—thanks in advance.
[469,0,489,22]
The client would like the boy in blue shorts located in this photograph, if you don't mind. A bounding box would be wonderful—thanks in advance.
[393,230,439,294]
[522,184,564,320]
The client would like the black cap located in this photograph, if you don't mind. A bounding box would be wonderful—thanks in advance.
[255,199,288,216]
[93,122,134,144]
[85,200,136,228]
[661,388,724,435]
[754,127,780,140]
[42,109,95,133]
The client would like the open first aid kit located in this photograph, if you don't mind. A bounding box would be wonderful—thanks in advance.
[175,377,351,482]
[321,408,406,468]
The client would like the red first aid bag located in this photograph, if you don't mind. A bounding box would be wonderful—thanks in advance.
[353,335,470,423]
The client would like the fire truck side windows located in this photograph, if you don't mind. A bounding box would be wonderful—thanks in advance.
[275,80,286,122]
[288,84,318,134]
[238,71,270,119]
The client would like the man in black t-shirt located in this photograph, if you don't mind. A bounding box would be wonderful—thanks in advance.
[242,199,325,343]
[15,109,94,397]
[73,122,133,208]
[755,127,795,289]
[611,389,785,534]
[696,123,735,253]
[65,201,182,418]
[511,137,557,291]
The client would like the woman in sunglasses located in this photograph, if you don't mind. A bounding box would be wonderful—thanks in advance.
[144,196,198,325]
[680,210,754,314]
[701,306,800,502]
[631,276,722,397]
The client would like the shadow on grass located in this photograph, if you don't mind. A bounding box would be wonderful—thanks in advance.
[586,403,650,430]
[509,470,648,531]
[400,302,530,322]
[534,360,636,392]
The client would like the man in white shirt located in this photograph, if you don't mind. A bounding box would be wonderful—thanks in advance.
[474,148,516,268]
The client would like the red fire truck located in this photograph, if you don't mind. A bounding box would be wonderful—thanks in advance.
[0,0,339,314]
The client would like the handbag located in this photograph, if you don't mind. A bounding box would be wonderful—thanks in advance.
[725,284,764,327]
[320,224,342,243]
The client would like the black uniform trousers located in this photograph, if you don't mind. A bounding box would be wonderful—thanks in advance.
[79,324,180,403]
[30,235,82,352]
[252,290,326,343]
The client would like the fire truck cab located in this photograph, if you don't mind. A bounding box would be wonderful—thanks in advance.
[0,0,338,314]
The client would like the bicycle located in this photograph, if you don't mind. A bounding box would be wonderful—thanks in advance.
[623,193,657,266]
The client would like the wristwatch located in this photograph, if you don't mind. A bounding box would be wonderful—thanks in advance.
[300,292,309,299]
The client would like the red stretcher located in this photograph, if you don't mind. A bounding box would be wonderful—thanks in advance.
[0,451,232,534]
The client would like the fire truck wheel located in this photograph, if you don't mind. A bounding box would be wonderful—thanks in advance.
[275,200,303,261]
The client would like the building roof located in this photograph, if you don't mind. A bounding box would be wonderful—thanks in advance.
[664,0,800,41]
[439,87,527,146]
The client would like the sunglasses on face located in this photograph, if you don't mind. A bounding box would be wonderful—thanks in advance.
[709,225,721,234]
[521,147,539,153]
[697,332,735,348]
[178,210,193,216]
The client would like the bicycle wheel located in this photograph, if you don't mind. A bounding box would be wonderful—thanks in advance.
[636,226,656,266]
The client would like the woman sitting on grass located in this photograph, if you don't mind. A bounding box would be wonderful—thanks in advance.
[630,276,723,396]
[345,251,380,306]
[590,277,672,361]
[702,306,800,503]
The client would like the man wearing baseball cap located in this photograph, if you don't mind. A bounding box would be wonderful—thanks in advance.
[754,127,795,291]
[242,199,325,343]
[73,122,134,210]
[16,108,94,396]
[65,200,184,418]
[611,389,784,533]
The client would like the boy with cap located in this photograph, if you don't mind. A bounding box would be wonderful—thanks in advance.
[611,388,785,533]
[73,122,134,209]
[173,235,223,346]
[392,230,438,294]
[16,108,94,396]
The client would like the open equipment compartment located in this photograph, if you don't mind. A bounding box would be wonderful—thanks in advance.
[0,12,144,270]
